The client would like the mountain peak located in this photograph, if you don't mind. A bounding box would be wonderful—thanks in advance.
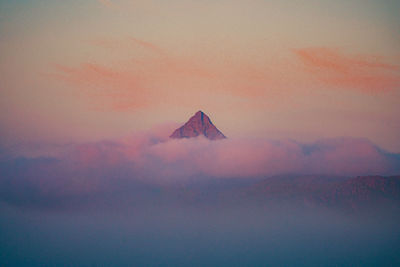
[170,111,226,140]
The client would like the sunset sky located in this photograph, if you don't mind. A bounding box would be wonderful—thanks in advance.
[1,0,399,151]
[1,3,400,265]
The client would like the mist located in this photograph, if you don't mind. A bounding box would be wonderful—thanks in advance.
[1,198,400,266]
[1,128,400,266]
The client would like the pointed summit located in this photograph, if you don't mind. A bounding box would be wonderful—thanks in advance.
[170,111,226,140]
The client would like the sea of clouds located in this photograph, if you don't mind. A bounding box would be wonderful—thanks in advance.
[0,123,399,208]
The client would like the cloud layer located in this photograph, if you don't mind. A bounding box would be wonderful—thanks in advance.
[295,47,400,93]
[1,126,399,205]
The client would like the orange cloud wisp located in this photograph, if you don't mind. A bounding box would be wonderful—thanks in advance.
[294,47,400,93]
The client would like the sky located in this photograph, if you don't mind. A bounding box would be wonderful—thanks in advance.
[0,0,399,151]
[1,3,400,265]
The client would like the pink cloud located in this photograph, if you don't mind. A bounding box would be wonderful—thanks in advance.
[1,127,399,206]
[49,37,217,111]
[7,123,397,181]
[48,42,400,114]
[127,37,166,56]
[143,137,393,179]
[304,138,390,175]
[51,62,149,111]
[294,47,400,93]
[88,37,213,78]
[38,131,394,181]
[89,37,166,56]
[97,0,117,9]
